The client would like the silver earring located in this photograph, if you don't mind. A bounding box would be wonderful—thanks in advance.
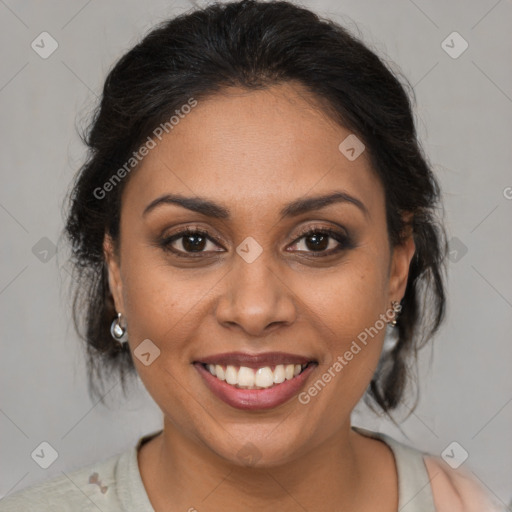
[389,300,401,327]
[110,312,128,344]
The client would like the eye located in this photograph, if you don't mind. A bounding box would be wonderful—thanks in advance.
[159,227,224,257]
[158,224,353,258]
[287,225,352,256]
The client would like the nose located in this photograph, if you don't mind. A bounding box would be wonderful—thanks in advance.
[214,249,297,337]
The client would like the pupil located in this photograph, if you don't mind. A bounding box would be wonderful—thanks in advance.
[306,233,328,251]
[183,234,206,252]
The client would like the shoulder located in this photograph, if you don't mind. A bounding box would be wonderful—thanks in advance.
[352,426,507,512]
[0,451,125,512]
[423,455,507,512]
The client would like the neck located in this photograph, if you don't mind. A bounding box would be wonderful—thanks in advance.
[137,418,390,511]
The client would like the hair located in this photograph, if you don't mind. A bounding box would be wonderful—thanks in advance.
[62,0,447,418]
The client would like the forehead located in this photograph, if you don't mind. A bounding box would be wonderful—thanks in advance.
[122,83,383,220]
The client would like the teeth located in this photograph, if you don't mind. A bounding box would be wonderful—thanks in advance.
[215,365,225,380]
[225,365,238,385]
[205,363,309,389]
[273,364,285,384]
[238,366,255,387]
[255,367,274,387]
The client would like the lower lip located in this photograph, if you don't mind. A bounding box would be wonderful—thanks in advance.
[194,363,317,410]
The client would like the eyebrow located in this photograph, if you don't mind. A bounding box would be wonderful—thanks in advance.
[142,191,369,220]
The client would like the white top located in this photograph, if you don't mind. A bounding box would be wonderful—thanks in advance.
[0,426,505,511]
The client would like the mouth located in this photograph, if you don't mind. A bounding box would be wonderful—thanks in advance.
[193,352,318,410]
[199,362,314,390]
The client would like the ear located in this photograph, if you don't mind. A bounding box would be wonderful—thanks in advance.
[388,213,416,302]
[103,233,125,314]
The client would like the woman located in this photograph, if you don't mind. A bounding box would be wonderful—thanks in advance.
[0,1,505,510]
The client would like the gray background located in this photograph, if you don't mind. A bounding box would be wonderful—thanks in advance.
[1,0,511,507]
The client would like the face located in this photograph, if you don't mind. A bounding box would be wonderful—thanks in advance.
[104,82,415,467]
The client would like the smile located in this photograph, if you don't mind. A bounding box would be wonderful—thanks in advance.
[203,362,312,390]
[193,352,318,410]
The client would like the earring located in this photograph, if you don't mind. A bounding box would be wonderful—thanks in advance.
[110,312,128,344]
[389,300,401,327]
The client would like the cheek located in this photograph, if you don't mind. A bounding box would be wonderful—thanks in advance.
[118,254,211,430]
[302,254,389,332]
[120,249,205,337]
[297,255,390,390]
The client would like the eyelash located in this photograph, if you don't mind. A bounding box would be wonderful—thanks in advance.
[158,224,353,259]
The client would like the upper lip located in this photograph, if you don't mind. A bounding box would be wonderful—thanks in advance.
[195,351,317,368]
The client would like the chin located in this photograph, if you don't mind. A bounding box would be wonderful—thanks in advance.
[207,428,310,469]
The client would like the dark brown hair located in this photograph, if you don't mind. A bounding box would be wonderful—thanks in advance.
[62,0,447,418]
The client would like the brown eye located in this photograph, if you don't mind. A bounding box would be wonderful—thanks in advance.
[288,227,354,256]
[181,232,208,252]
[159,228,224,257]
[301,232,330,252]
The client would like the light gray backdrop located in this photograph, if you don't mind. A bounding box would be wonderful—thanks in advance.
[1,0,511,507]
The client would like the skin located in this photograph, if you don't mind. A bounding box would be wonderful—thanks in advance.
[104,82,416,511]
